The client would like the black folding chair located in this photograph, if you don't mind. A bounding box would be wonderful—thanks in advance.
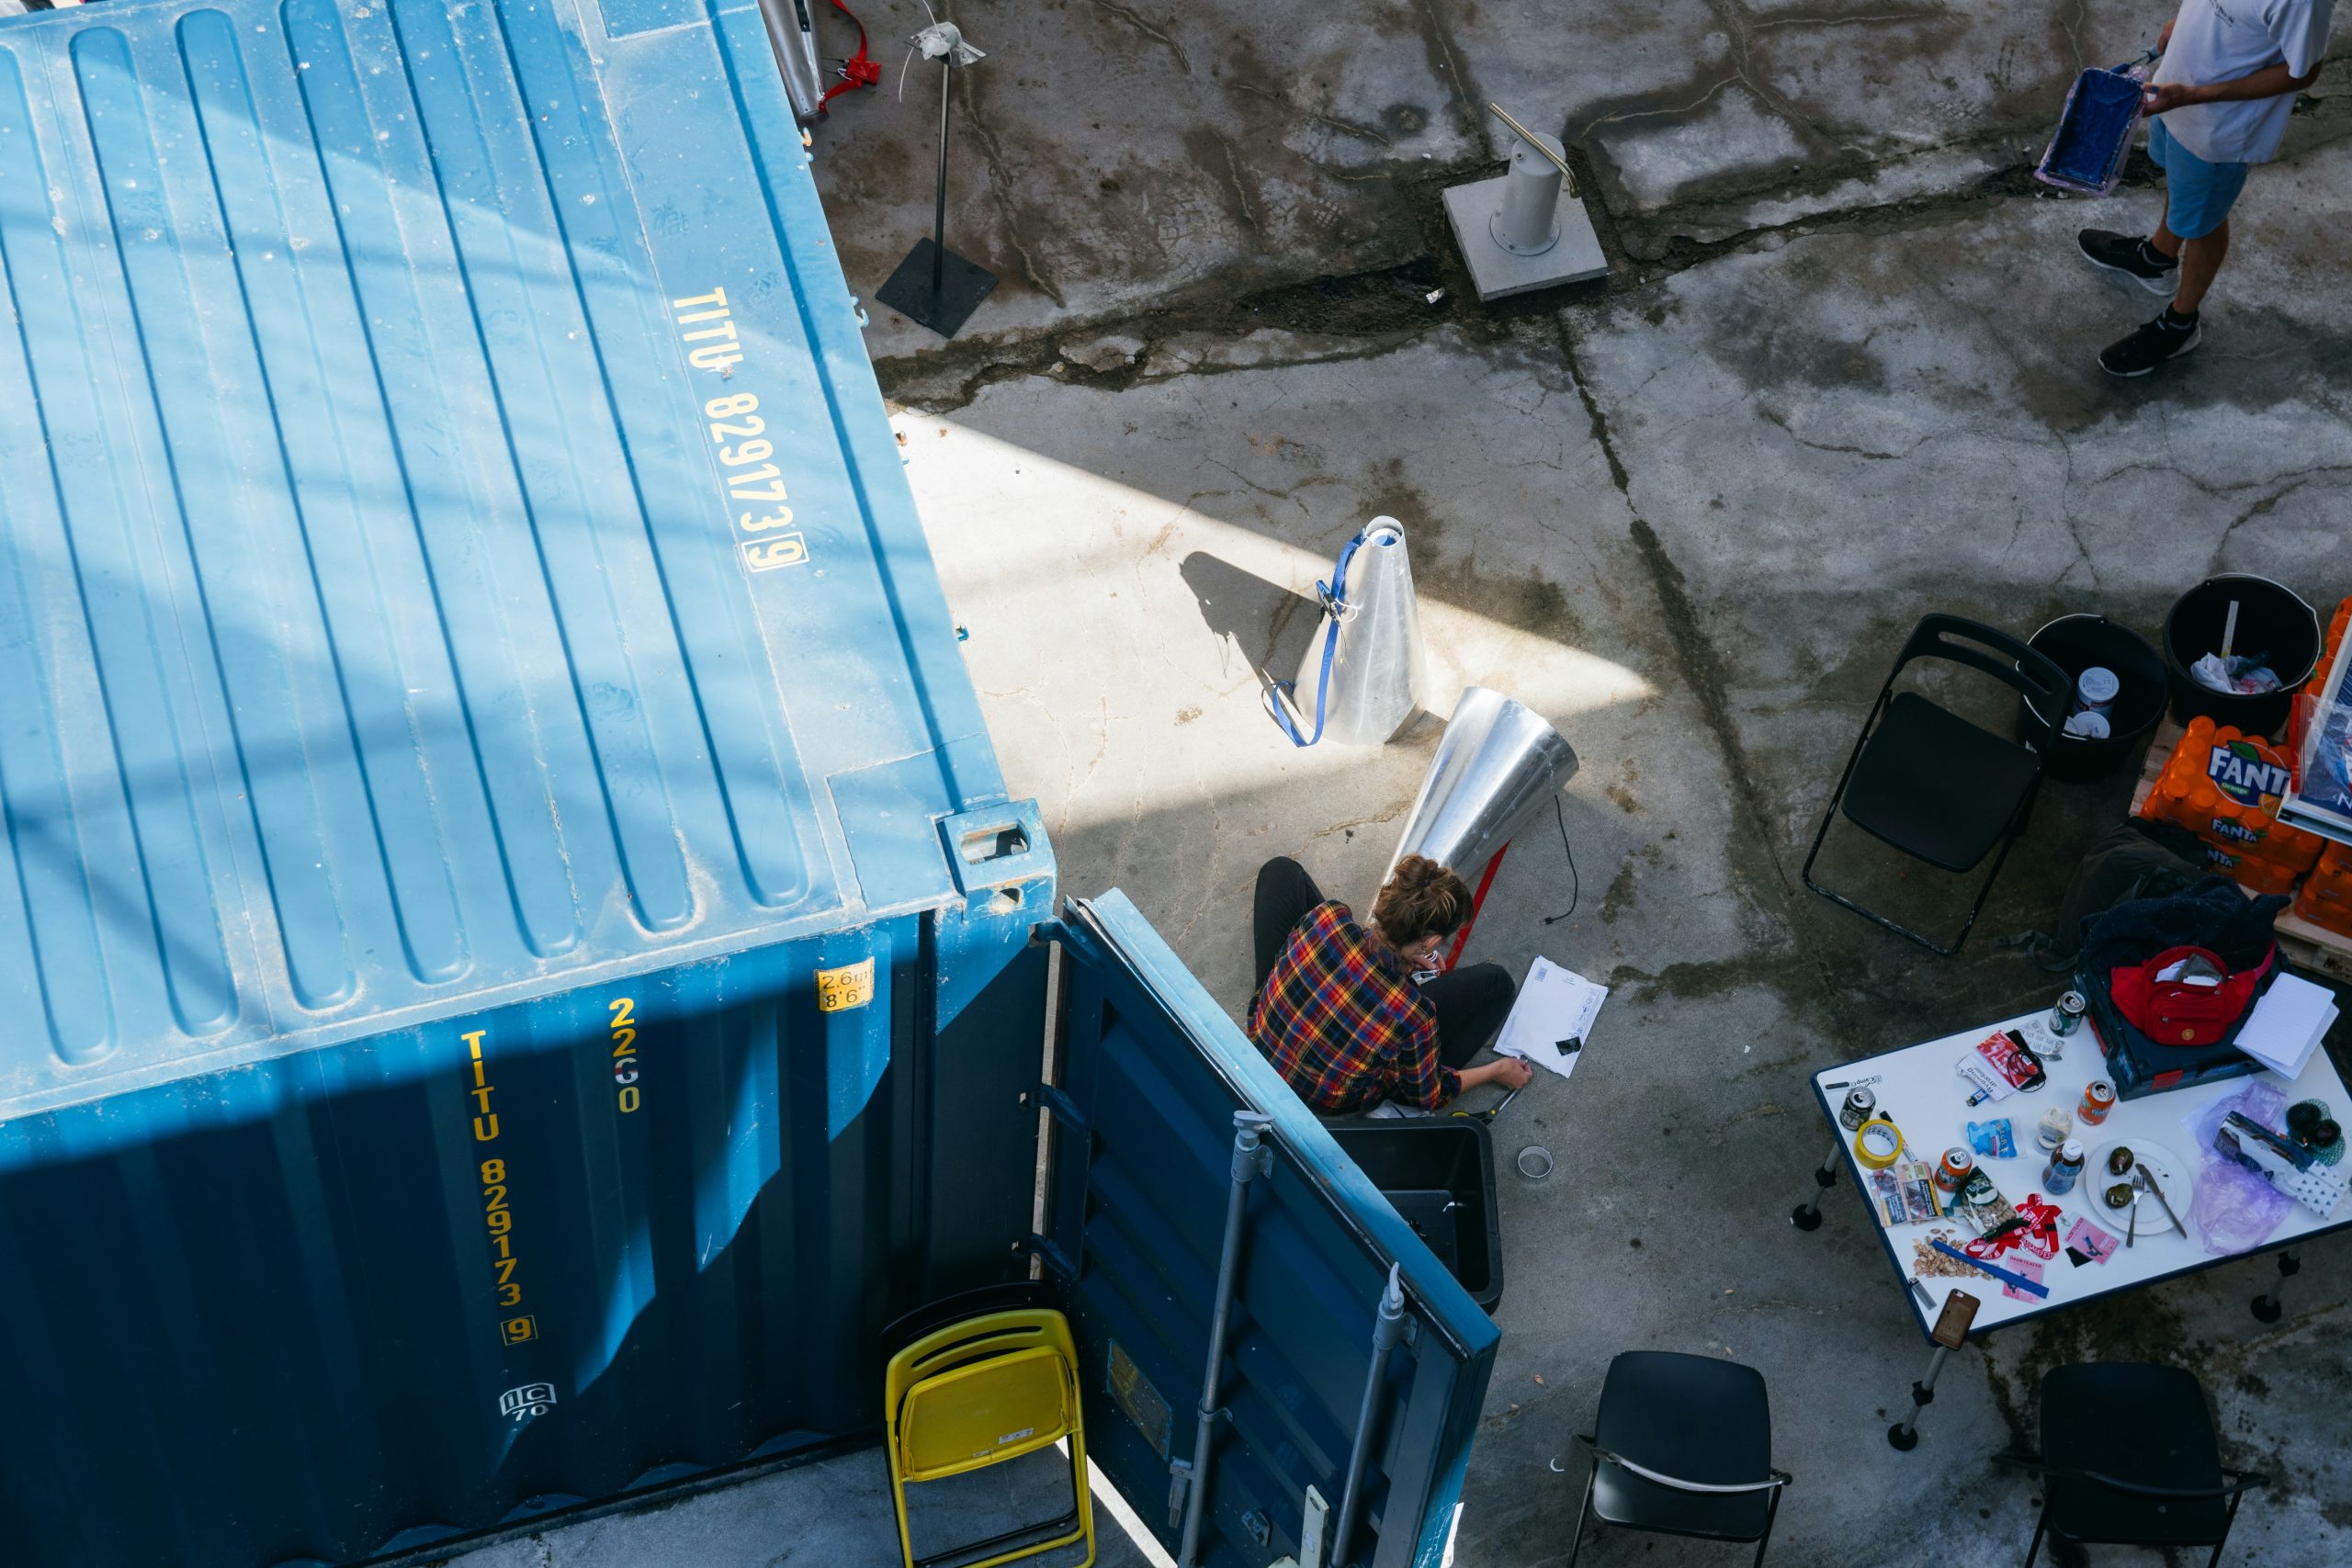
[1996,1362,2267,1568]
[1566,1351,1792,1567]
[1802,615,2070,954]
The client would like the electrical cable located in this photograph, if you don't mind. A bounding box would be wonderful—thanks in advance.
[1540,793,1579,925]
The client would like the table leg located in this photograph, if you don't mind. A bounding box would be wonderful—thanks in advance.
[2250,1248,2301,1324]
[1887,1345,1952,1451]
[1789,1136,1843,1231]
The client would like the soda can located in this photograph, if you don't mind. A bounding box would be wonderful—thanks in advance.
[2050,991,2086,1037]
[1935,1146,1975,1195]
[2079,1077,2117,1126]
[1838,1086,1878,1131]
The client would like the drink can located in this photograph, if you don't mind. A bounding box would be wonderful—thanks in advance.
[2050,991,2086,1038]
[1935,1146,1974,1195]
[2079,1077,2116,1126]
[1838,1086,1878,1131]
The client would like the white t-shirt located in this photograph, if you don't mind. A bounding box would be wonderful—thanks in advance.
[2153,0,2335,163]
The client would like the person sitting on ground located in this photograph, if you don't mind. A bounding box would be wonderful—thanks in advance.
[1249,853,1532,1115]
[2076,0,2333,376]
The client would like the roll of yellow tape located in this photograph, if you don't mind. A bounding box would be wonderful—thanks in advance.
[1854,1118,1903,1170]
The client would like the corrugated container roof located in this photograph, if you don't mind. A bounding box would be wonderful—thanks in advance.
[0,0,1005,1116]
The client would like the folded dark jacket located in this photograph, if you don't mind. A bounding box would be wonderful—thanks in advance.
[2079,874,2286,978]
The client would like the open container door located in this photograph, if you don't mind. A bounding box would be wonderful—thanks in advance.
[1037,894,1499,1568]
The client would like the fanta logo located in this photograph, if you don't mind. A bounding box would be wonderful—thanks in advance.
[2207,740,2291,810]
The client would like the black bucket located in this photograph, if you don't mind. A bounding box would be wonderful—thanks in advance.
[2015,615,2168,781]
[1326,1119,1503,1313]
[2161,574,2321,739]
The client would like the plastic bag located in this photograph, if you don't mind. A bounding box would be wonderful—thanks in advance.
[2184,1080,2295,1255]
[2191,652,2281,694]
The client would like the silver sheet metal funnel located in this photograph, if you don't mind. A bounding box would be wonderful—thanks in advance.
[1292,518,1429,746]
[1387,687,1579,879]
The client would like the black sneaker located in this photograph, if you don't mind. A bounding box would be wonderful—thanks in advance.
[2099,312,2201,377]
[2077,229,2177,294]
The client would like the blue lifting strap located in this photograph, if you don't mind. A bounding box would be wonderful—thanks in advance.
[1272,530,1366,747]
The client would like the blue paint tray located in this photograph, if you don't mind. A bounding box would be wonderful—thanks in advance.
[2037,62,2151,197]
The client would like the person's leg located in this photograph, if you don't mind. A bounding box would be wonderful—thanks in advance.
[2170,220,2229,314]
[1253,857,1325,989]
[2098,129,2244,376]
[1419,962,1517,1069]
[2078,122,2181,293]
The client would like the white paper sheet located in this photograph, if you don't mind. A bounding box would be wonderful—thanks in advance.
[2236,974,2337,1079]
[1495,956,1607,1081]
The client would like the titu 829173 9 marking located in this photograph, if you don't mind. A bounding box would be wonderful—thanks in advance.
[673,288,808,575]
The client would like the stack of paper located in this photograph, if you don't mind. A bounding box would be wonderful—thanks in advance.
[2235,974,2337,1079]
[1495,956,1608,1082]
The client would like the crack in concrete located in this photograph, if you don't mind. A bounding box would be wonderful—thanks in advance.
[1230,79,1396,148]
[1212,131,1265,240]
[955,68,1067,309]
[1406,0,1488,152]
[1081,0,1191,73]
[1549,315,1799,906]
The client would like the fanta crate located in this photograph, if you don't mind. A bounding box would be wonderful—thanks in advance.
[2128,718,2352,980]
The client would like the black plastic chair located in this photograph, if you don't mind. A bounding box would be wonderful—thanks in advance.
[1803,615,2071,953]
[1996,1363,2267,1567]
[1566,1351,1792,1567]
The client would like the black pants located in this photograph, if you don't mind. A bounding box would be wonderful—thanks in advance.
[1252,856,1516,1069]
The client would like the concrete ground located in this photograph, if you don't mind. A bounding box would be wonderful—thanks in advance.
[453,1,2352,1563]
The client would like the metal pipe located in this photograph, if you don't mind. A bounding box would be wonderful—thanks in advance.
[1176,1111,1273,1567]
[931,59,952,303]
[1487,102,1578,197]
[1329,1263,1408,1568]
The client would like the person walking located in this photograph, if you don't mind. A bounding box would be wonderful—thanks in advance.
[2075,0,2333,376]
[1249,854,1530,1116]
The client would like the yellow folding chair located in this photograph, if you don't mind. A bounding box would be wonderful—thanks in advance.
[886,1307,1096,1568]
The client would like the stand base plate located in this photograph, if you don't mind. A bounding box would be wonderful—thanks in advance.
[1442,175,1608,301]
[875,239,998,338]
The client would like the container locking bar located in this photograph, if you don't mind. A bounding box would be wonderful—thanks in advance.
[1173,1110,1274,1567]
[1329,1263,1408,1567]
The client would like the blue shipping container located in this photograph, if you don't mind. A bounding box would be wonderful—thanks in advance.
[0,1,1498,1563]
[0,0,1055,1559]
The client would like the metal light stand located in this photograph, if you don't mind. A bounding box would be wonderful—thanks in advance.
[876,22,998,337]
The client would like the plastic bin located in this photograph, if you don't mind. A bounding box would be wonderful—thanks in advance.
[2162,575,2322,739]
[2016,614,2168,781]
[1328,1120,1505,1312]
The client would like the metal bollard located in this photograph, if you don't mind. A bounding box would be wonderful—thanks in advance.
[1491,132,1566,256]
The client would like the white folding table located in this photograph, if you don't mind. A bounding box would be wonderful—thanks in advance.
[1795,1003,2351,1449]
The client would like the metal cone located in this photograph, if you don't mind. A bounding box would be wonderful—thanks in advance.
[1386,687,1579,880]
[1290,518,1429,746]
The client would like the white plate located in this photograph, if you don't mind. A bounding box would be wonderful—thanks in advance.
[2085,1138,2196,1235]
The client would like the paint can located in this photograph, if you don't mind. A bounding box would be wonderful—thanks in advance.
[2049,991,2086,1038]
[1516,1145,1555,1180]
[1935,1146,1975,1195]
[1838,1086,1879,1131]
[2073,666,2120,718]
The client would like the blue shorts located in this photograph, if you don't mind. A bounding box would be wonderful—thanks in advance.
[2148,118,2247,240]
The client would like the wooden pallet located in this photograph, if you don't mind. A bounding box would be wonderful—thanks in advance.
[2129,716,2352,981]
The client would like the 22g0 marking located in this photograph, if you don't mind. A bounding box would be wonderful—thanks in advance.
[610,996,640,1114]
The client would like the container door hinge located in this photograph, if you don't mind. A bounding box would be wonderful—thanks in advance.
[1166,1457,1193,1531]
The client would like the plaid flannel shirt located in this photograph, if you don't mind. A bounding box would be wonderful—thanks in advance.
[1250,901,1455,1113]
